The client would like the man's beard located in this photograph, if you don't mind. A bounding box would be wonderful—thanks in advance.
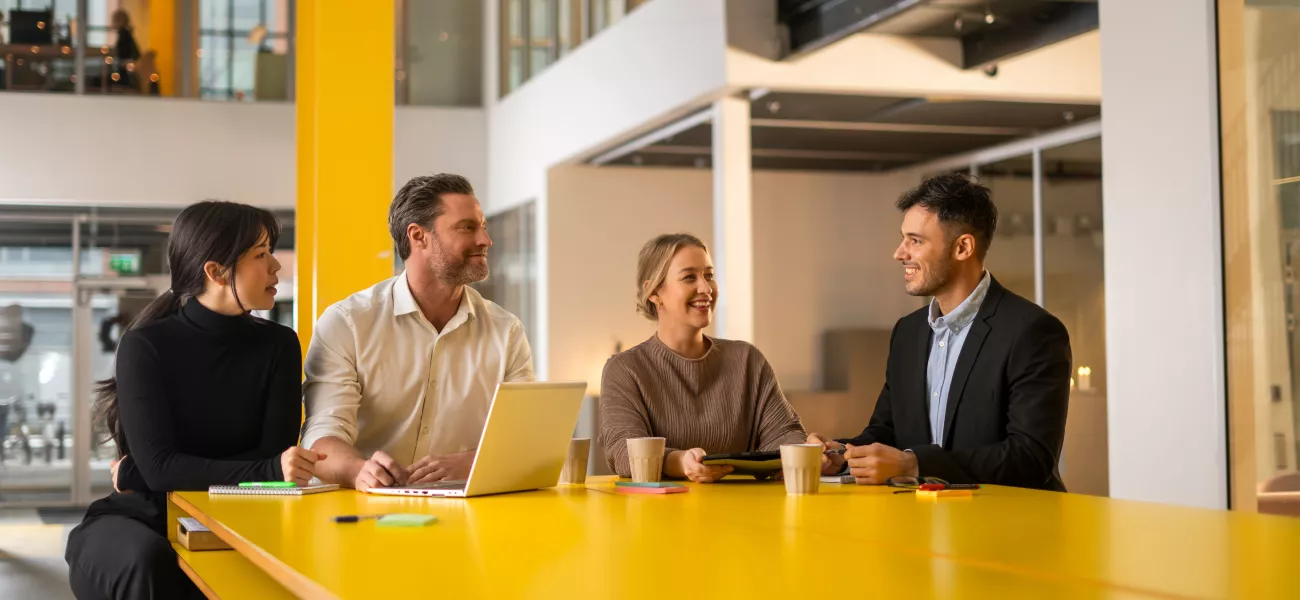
[907,267,949,297]
[427,238,489,285]
[906,245,955,298]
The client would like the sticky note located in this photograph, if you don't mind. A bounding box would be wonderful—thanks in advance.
[377,514,438,527]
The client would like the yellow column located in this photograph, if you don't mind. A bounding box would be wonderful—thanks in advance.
[146,0,174,96]
[295,1,394,351]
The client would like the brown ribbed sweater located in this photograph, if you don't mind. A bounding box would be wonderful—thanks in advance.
[598,335,807,478]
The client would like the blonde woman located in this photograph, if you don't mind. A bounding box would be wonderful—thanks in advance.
[598,233,807,483]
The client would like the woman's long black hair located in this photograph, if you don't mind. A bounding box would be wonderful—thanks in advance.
[95,201,281,456]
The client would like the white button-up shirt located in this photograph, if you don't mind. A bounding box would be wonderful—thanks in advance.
[301,272,535,464]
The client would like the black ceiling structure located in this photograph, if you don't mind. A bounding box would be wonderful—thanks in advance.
[779,0,1099,68]
[595,92,1099,173]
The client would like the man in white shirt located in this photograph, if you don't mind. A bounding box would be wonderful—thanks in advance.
[302,174,535,491]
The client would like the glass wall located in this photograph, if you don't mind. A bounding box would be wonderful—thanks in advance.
[474,201,537,340]
[1220,0,1300,516]
[500,0,650,96]
[927,127,1107,497]
[0,207,294,506]
[3,0,483,106]
[1,0,127,95]
[398,0,482,107]
[978,155,1038,303]
[1041,138,1106,497]
[199,0,291,101]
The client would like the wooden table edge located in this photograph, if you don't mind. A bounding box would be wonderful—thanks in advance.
[170,491,337,600]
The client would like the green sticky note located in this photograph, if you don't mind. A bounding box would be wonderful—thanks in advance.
[377,514,438,528]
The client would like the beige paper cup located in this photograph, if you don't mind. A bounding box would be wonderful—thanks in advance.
[560,438,591,484]
[781,444,822,495]
[626,437,666,483]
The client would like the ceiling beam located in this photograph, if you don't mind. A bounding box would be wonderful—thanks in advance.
[901,118,1100,176]
[782,0,931,60]
[589,108,713,166]
[752,118,1030,136]
[637,145,932,162]
[961,2,1099,70]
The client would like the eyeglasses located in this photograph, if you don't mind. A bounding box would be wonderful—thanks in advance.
[887,476,980,493]
[886,476,949,490]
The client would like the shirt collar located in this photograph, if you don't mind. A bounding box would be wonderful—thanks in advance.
[927,271,991,332]
[392,270,478,324]
[393,270,419,316]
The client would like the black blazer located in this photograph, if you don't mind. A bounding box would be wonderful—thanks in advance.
[843,276,1072,491]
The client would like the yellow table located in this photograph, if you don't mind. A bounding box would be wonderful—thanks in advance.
[170,477,1300,599]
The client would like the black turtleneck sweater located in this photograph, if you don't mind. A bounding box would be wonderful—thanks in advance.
[84,299,301,533]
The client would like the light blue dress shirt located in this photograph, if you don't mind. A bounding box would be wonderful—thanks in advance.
[925,272,991,446]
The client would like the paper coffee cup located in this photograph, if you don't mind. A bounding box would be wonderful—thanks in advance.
[780,444,822,495]
[626,437,666,483]
[560,438,591,484]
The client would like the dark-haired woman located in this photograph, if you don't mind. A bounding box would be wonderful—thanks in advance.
[65,201,319,600]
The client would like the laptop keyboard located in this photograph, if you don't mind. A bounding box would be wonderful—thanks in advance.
[404,480,467,490]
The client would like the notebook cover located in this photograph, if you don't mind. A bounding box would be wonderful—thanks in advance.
[208,483,339,496]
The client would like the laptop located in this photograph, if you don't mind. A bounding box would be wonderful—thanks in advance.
[366,381,586,498]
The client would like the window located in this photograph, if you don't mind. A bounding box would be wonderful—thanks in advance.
[398,0,483,106]
[500,0,649,96]
[199,0,290,101]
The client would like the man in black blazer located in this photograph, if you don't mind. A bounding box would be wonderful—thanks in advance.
[810,173,1072,491]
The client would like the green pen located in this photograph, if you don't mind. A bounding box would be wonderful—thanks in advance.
[238,481,297,488]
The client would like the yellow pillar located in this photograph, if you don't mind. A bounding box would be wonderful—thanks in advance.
[146,0,174,96]
[295,1,394,351]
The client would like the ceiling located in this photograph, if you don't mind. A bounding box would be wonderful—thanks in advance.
[781,0,1100,68]
[596,91,1100,173]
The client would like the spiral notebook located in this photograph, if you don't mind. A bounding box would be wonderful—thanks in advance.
[208,483,339,496]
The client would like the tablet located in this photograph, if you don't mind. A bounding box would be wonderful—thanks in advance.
[701,451,782,474]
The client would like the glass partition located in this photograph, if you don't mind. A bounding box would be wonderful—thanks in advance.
[932,125,1106,496]
[1220,0,1300,515]
[200,0,291,101]
[3,0,495,106]
[399,0,482,107]
[1041,137,1106,497]
[0,206,295,506]
[976,154,1038,303]
[474,201,536,339]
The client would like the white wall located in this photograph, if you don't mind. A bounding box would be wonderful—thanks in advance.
[1101,0,1227,509]
[728,30,1102,103]
[485,0,731,215]
[393,106,488,199]
[750,171,918,390]
[0,95,487,208]
[546,166,713,389]
[546,165,919,393]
